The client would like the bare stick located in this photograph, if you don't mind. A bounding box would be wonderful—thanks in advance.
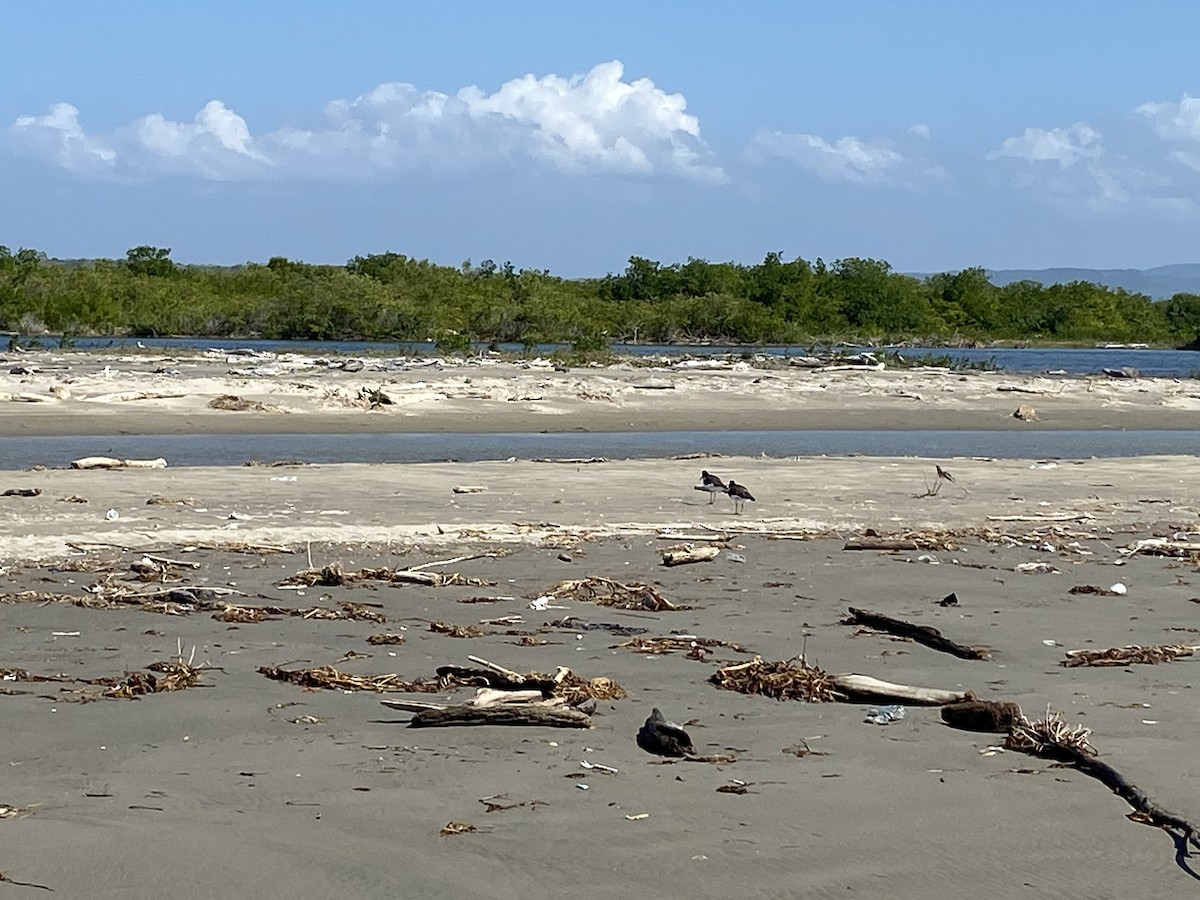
[142,554,202,570]
[466,655,526,682]
[408,704,591,729]
[845,607,990,660]
[843,538,920,551]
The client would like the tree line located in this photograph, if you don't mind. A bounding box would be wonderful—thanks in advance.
[2,245,1199,349]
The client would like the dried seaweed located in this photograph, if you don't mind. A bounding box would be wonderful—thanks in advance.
[1061,644,1195,668]
[429,621,492,638]
[257,665,442,693]
[619,636,750,659]
[546,576,687,611]
[101,660,207,699]
[710,656,843,703]
[0,667,73,684]
[279,563,492,589]
[440,821,477,836]
[366,632,407,645]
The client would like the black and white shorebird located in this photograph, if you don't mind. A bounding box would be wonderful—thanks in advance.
[726,480,755,515]
[694,469,727,504]
[636,708,696,758]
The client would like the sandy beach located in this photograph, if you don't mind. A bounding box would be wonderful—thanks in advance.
[2,350,1200,898]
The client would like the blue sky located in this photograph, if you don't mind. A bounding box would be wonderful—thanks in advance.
[4,1,1200,276]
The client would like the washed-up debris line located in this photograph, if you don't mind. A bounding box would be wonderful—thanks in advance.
[710,657,842,703]
[546,576,688,611]
[1060,643,1196,668]
[0,587,385,623]
[258,660,625,705]
[279,562,494,589]
[619,636,751,658]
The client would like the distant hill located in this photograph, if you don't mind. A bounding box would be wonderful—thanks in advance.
[982,264,1200,300]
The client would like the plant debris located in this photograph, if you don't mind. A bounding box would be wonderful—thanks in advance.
[1061,644,1195,667]
[257,665,441,693]
[546,576,687,611]
[618,635,750,659]
[710,657,842,703]
[440,821,477,836]
[366,632,407,645]
[429,621,492,638]
[280,562,493,589]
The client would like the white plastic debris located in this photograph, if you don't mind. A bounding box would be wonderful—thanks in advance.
[1109,582,1127,595]
[104,508,119,521]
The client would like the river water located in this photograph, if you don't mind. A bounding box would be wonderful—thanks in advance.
[1,429,1196,470]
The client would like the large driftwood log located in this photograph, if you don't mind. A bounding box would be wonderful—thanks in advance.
[845,607,990,660]
[71,456,168,470]
[1022,738,1200,851]
[660,546,721,567]
[843,538,919,551]
[829,673,971,706]
[407,704,592,729]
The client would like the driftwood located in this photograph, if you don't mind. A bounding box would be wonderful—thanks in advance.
[940,698,1023,732]
[71,456,168,469]
[1007,710,1200,850]
[843,537,919,551]
[408,704,592,729]
[660,546,721,567]
[829,673,971,706]
[844,607,990,660]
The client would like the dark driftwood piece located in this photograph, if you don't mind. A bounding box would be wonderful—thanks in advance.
[941,699,1023,733]
[1027,740,1200,851]
[843,538,920,552]
[408,704,591,729]
[845,607,990,660]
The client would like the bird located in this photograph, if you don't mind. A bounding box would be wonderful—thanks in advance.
[726,480,755,515]
[694,469,726,504]
[636,708,696,758]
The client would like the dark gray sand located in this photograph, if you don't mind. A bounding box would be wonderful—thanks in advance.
[3,532,1199,899]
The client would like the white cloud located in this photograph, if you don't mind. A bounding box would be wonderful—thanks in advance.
[749,131,902,183]
[6,62,724,183]
[10,102,116,173]
[988,123,1102,168]
[1136,93,1200,140]
[747,126,945,191]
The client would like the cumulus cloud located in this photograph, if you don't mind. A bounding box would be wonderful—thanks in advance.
[988,123,1102,168]
[1136,93,1200,141]
[984,99,1200,215]
[11,102,116,173]
[747,127,944,189]
[6,61,724,183]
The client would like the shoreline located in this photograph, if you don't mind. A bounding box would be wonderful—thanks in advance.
[3,349,1200,438]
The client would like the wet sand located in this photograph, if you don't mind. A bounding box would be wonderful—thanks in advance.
[2,352,1200,898]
